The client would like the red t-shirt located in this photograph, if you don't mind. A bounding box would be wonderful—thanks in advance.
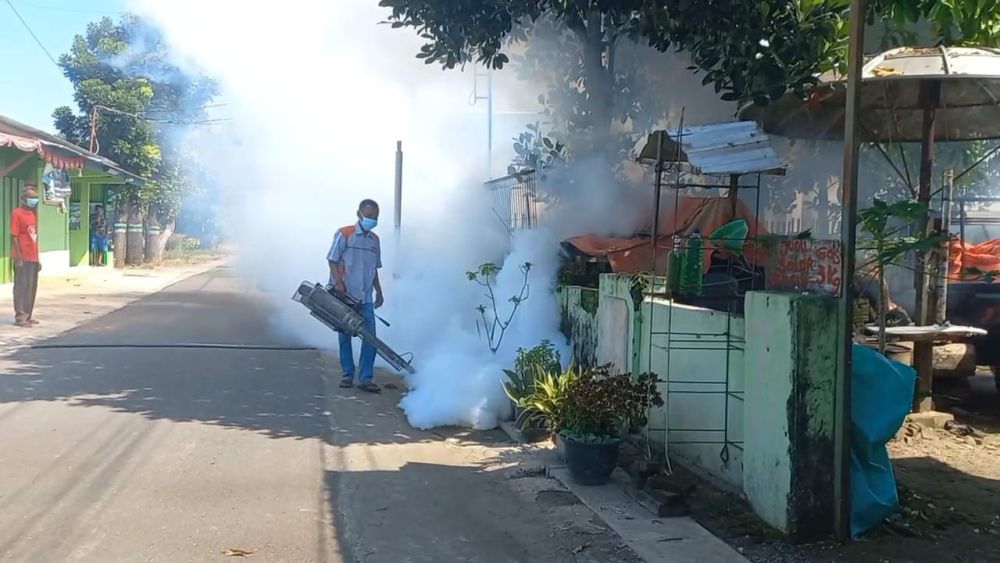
[11,208,39,263]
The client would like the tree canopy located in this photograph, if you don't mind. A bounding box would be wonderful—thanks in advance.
[382,0,1000,106]
[53,14,217,220]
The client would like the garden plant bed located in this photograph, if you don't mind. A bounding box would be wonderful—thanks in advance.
[648,456,1000,563]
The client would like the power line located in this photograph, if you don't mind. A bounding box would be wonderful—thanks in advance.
[21,3,121,15]
[4,0,60,69]
[92,105,232,125]
[144,103,233,114]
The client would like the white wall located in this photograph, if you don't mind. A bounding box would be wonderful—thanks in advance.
[39,250,71,276]
[636,297,746,490]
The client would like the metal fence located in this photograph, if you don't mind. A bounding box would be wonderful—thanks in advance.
[766,217,842,237]
[484,169,539,232]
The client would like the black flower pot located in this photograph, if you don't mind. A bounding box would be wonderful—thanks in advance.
[520,425,549,443]
[561,433,622,486]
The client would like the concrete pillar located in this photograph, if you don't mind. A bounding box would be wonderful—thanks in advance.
[743,291,837,540]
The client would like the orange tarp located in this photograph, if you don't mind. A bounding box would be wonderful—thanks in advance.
[564,196,769,275]
[949,239,1000,280]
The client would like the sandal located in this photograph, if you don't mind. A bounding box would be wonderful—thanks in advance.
[339,379,354,388]
[357,382,381,394]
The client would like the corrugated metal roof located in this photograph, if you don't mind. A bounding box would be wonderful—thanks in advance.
[0,114,144,184]
[637,120,787,176]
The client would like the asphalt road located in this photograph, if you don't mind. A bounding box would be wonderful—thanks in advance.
[0,267,337,562]
[0,267,638,563]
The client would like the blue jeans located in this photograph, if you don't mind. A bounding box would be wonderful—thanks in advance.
[90,235,108,253]
[339,303,376,383]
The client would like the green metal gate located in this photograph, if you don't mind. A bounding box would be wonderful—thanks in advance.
[0,176,24,284]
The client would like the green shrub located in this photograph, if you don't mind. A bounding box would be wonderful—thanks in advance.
[503,340,562,404]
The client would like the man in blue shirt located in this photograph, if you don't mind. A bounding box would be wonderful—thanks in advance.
[327,199,384,393]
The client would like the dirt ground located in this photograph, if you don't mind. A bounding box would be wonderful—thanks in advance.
[662,374,1000,563]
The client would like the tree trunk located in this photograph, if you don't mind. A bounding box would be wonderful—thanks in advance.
[577,11,614,158]
[144,214,174,265]
[125,199,145,266]
[113,204,127,269]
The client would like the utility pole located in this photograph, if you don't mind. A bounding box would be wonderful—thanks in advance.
[392,141,403,279]
[394,141,403,241]
[835,0,866,542]
[471,67,494,178]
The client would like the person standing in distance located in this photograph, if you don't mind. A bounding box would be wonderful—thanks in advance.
[327,199,384,393]
[90,204,109,266]
[11,186,41,327]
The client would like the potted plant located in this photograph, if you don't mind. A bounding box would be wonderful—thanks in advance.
[512,363,576,444]
[524,365,661,486]
[503,365,548,442]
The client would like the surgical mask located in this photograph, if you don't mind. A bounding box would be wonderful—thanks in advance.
[360,217,378,231]
[25,198,38,208]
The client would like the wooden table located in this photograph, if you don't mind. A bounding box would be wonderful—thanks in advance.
[863,324,987,343]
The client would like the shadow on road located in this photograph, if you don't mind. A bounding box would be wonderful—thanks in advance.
[0,268,333,442]
[324,461,638,563]
[0,348,332,441]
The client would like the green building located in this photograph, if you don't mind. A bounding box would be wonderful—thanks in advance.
[0,115,142,283]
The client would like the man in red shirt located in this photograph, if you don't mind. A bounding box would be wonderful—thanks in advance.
[11,186,41,327]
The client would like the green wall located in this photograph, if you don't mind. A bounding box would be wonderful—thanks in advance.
[68,182,90,266]
[743,291,837,539]
[37,202,67,253]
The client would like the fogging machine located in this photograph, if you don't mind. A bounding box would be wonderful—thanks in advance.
[292,282,416,374]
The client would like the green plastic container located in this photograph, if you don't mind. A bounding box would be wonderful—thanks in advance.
[665,236,682,293]
[709,219,749,253]
[680,230,704,295]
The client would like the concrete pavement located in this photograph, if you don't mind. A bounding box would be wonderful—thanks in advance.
[0,266,645,562]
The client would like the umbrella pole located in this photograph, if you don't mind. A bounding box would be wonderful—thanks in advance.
[935,169,954,323]
[913,79,941,413]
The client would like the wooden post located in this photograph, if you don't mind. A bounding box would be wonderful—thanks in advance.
[835,0,866,541]
[913,79,941,413]
[728,173,739,219]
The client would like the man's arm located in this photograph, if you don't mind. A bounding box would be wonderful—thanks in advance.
[9,235,19,262]
[10,214,21,266]
[326,231,347,293]
[373,271,383,308]
[373,238,384,307]
[329,261,346,292]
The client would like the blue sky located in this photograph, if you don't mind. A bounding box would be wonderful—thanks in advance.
[1,1,126,132]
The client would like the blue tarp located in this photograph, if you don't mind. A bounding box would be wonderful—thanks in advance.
[851,343,916,537]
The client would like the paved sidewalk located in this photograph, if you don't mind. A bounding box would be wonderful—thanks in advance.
[0,260,226,354]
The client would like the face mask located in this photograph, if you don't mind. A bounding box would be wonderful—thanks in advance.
[360,216,378,231]
[25,198,39,208]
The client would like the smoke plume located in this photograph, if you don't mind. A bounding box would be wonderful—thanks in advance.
[134,1,755,430]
